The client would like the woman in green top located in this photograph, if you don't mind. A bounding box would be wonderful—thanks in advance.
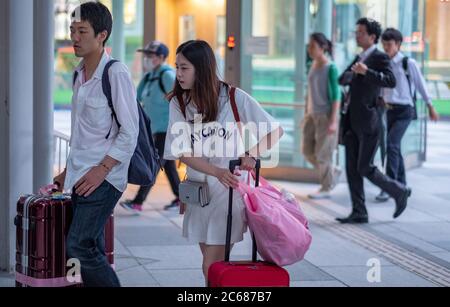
[302,33,342,199]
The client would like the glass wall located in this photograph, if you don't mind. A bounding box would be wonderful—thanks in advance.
[333,0,426,75]
[155,0,226,77]
[424,0,450,116]
[333,0,427,161]
[53,0,144,109]
[240,0,306,170]
[102,0,145,84]
[241,0,428,174]
[54,0,85,108]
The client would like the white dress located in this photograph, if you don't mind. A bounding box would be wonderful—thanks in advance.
[164,84,280,245]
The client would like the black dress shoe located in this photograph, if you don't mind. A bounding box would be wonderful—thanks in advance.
[336,213,369,224]
[394,188,412,219]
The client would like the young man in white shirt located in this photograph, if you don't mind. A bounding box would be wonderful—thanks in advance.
[376,28,439,202]
[53,2,139,287]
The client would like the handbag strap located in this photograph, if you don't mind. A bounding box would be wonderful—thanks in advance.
[176,83,240,122]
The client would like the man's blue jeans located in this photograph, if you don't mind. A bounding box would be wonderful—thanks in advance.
[67,180,122,287]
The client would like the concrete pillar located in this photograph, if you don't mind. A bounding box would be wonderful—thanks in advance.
[143,0,156,46]
[316,0,333,38]
[34,0,54,192]
[225,0,244,87]
[0,0,34,272]
[0,0,9,272]
[398,0,414,48]
[239,0,253,92]
[111,0,125,62]
[293,0,310,167]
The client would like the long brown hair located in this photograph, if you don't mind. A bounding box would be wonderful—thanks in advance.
[169,40,221,123]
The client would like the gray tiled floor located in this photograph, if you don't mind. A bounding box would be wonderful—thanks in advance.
[0,273,14,287]
[319,265,437,287]
[2,118,449,287]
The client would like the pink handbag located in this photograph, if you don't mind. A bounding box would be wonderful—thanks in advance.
[237,173,312,266]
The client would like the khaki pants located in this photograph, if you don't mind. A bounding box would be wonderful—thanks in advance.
[302,113,338,191]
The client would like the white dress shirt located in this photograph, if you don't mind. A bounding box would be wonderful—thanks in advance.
[383,52,433,106]
[359,45,377,63]
[64,51,139,193]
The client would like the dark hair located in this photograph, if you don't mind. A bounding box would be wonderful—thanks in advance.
[310,33,334,58]
[170,40,221,123]
[356,17,382,44]
[382,28,403,44]
[71,2,113,46]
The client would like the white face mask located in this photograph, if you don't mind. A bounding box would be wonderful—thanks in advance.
[143,57,156,72]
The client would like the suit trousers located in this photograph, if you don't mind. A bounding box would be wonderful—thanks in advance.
[344,128,406,215]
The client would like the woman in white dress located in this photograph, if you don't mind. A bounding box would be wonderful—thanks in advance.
[164,40,284,285]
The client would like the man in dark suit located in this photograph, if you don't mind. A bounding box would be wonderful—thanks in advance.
[337,18,412,224]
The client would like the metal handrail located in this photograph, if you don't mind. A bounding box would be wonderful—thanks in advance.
[53,130,70,175]
[259,102,306,109]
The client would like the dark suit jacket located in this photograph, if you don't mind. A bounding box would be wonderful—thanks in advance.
[339,48,396,134]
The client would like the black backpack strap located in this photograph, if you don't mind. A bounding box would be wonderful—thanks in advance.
[143,72,152,85]
[402,56,409,74]
[73,71,79,87]
[102,59,120,139]
[403,57,414,97]
[402,56,411,84]
[158,69,170,95]
[402,56,418,100]
[144,69,171,96]
[402,56,419,120]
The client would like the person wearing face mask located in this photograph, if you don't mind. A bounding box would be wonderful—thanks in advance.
[120,41,181,212]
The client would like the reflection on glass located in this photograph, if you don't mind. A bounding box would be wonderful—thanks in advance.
[241,0,429,171]
[179,15,196,45]
[53,0,144,108]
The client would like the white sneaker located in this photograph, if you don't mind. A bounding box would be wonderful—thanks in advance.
[331,167,343,189]
[308,190,331,200]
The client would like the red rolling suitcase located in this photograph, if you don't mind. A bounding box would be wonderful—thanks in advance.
[15,193,114,287]
[208,160,290,287]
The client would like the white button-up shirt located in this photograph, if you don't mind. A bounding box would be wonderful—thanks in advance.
[383,52,433,106]
[358,45,377,63]
[64,51,139,193]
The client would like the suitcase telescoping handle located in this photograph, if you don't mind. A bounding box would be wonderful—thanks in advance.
[225,159,261,262]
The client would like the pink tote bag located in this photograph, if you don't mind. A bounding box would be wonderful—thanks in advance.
[237,173,312,266]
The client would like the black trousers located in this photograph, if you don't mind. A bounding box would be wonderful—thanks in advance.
[386,105,413,185]
[344,127,407,215]
[132,132,180,204]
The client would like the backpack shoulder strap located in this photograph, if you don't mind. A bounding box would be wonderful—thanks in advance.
[402,56,410,76]
[72,71,79,87]
[158,69,171,95]
[143,71,152,84]
[102,59,121,138]
[402,56,416,101]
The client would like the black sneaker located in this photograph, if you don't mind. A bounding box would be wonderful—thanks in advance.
[119,200,143,213]
[164,199,180,211]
